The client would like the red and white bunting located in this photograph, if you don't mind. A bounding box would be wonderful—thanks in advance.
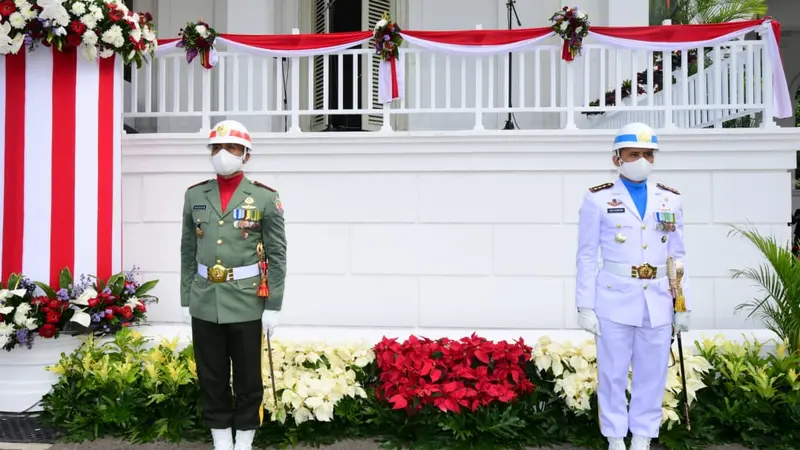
[153,18,790,116]
[0,49,122,285]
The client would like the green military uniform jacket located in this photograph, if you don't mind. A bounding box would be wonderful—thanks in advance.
[180,176,287,324]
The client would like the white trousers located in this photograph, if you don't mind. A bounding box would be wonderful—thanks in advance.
[596,306,672,438]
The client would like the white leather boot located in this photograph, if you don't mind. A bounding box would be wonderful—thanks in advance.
[234,429,256,450]
[630,435,652,450]
[211,428,234,450]
[608,437,627,450]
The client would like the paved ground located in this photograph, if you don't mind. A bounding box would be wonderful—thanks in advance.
[0,439,742,449]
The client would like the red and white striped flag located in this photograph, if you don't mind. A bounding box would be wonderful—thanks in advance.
[0,49,122,286]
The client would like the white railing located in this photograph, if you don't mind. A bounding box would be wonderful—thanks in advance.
[123,34,774,133]
[584,45,762,129]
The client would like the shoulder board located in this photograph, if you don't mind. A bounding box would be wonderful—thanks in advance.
[588,182,614,193]
[657,183,681,195]
[252,180,276,192]
[187,179,212,190]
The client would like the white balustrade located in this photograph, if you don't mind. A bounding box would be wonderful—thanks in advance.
[122,35,774,133]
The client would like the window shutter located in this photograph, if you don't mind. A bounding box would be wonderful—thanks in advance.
[362,0,392,130]
[311,0,329,131]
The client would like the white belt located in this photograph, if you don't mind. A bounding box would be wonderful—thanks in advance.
[602,261,666,280]
[197,263,260,283]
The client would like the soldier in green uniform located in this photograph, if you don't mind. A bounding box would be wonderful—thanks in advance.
[180,120,287,450]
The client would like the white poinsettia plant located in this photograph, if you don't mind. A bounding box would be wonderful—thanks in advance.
[533,336,713,428]
[0,0,156,66]
[261,340,374,425]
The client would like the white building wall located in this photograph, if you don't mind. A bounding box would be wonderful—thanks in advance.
[121,130,797,341]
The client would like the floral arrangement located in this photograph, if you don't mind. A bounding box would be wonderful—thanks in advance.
[39,266,158,334]
[0,0,156,66]
[372,11,402,62]
[550,6,589,62]
[0,274,65,350]
[176,19,218,69]
[261,339,374,424]
[373,334,534,413]
[41,332,800,449]
[0,267,157,351]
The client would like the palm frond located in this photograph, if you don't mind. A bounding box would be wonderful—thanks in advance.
[728,225,800,354]
[674,0,767,24]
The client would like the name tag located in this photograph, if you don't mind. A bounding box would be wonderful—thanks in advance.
[193,205,207,210]
[607,208,625,214]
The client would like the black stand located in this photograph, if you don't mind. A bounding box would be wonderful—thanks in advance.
[503,0,522,130]
[281,57,288,132]
[788,208,800,246]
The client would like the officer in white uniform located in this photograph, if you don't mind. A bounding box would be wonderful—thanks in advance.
[574,122,691,450]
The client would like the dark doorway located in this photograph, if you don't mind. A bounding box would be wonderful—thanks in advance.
[326,0,364,131]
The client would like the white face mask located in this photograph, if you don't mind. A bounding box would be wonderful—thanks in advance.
[211,150,246,176]
[617,156,653,182]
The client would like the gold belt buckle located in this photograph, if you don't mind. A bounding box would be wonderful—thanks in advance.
[632,263,657,280]
[207,263,231,283]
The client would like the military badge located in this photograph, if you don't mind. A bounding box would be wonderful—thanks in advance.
[215,124,229,136]
[654,212,676,232]
[275,197,284,215]
[607,199,622,207]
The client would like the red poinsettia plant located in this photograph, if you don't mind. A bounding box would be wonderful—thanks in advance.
[373,334,535,414]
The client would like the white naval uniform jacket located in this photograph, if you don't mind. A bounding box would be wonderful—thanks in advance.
[575,178,690,328]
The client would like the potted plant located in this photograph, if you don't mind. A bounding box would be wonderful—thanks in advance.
[729,225,800,354]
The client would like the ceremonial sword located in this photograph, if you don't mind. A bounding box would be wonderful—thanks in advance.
[265,330,279,410]
[667,257,691,430]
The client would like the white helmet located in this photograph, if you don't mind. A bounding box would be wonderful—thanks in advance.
[612,122,658,152]
[208,120,252,150]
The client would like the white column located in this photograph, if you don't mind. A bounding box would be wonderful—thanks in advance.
[223,0,280,133]
[604,0,648,26]
[603,0,650,125]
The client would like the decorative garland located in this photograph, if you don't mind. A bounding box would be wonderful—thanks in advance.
[0,0,156,67]
[550,6,589,62]
[177,19,218,69]
[373,12,403,62]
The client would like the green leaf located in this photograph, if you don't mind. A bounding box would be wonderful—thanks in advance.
[729,225,800,354]
[108,273,126,296]
[60,268,73,290]
[35,281,58,299]
[135,279,159,297]
[7,273,20,289]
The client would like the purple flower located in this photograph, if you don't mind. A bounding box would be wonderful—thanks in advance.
[16,329,34,349]
[103,286,112,295]
[56,288,70,301]
[383,34,390,41]
[91,313,103,323]
[186,48,198,63]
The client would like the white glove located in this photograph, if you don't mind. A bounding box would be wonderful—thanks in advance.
[577,308,602,336]
[262,310,280,337]
[181,306,191,324]
[674,311,691,334]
